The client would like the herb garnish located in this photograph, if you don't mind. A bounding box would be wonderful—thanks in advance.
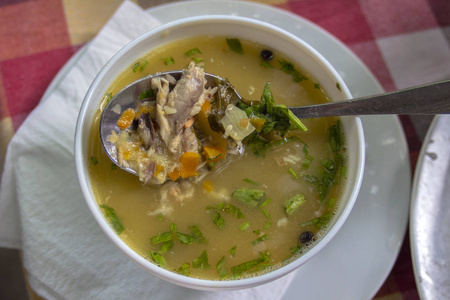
[90,156,98,165]
[193,250,210,269]
[185,47,202,56]
[278,59,308,82]
[284,194,306,215]
[230,251,271,276]
[226,38,243,54]
[164,57,175,65]
[175,263,190,276]
[216,256,229,279]
[100,204,124,234]
[231,188,265,207]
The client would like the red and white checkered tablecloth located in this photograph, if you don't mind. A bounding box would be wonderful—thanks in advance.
[1,0,449,298]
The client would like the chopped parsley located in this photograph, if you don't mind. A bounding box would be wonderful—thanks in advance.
[193,250,210,269]
[278,59,308,82]
[230,251,270,276]
[90,156,98,165]
[184,47,202,56]
[100,204,124,235]
[231,188,265,207]
[164,56,175,65]
[226,38,244,54]
[216,256,229,279]
[175,263,190,276]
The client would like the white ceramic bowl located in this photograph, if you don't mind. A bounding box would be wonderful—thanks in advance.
[75,15,365,291]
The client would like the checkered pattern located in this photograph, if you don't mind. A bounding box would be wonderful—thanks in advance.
[1,0,449,298]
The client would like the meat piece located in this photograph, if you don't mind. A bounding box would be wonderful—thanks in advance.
[155,62,206,156]
[137,113,155,150]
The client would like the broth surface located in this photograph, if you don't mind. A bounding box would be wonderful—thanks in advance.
[88,36,346,279]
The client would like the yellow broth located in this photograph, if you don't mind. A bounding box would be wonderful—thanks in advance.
[88,36,346,279]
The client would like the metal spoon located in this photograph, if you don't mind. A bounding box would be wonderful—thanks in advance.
[100,71,450,174]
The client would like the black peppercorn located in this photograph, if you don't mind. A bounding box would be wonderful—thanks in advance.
[260,49,274,61]
[299,231,314,244]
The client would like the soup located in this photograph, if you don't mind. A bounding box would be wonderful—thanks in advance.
[88,36,346,280]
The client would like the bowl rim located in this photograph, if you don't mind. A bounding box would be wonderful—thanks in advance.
[75,14,365,290]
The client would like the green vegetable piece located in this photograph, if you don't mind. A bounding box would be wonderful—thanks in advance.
[229,246,237,257]
[191,57,204,63]
[139,89,155,100]
[260,197,272,208]
[151,231,172,245]
[302,154,314,169]
[132,62,140,72]
[175,263,190,276]
[149,251,166,267]
[336,82,342,91]
[243,178,258,185]
[239,221,250,231]
[284,194,306,215]
[164,57,174,65]
[139,60,148,71]
[261,208,271,219]
[189,225,206,243]
[100,204,124,234]
[185,47,202,56]
[176,232,195,245]
[314,82,321,89]
[158,240,173,254]
[231,251,270,276]
[300,211,334,229]
[216,256,229,279]
[288,167,298,179]
[105,92,113,103]
[251,233,269,246]
[278,59,308,82]
[193,250,210,269]
[264,222,271,229]
[111,163,117,170]
[90,156,98,165]
[214,212,225,229]
[329,121,343,153]
[232,188,265,207]
[226,38,243,54]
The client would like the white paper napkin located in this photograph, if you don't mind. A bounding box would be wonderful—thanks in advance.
[0,1,296,299]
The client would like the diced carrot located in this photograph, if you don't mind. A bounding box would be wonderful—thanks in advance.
[201,99,211,113]
[203,145,226,163]
[117,108,135,129]
[168,168,181,181]
[179,152,201,178]
[154,164,165,176]
[203,180,213,192]
[250,117,266,132]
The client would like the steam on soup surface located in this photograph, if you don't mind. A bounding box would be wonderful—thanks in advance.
[88,36,347,280]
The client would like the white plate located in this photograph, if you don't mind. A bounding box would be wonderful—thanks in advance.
[410,115,450,300]
[43,1,411,299]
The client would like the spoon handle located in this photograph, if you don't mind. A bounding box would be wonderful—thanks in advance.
[289,79,450,118]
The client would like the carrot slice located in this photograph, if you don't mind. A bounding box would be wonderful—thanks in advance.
[179,152,201,178]
[203,146,226,163]
[117,108,135,129]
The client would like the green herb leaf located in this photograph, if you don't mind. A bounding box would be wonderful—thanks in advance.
[243,178,258,185]
[300,211,334,229]
[100,204,125,234]
[251,233,270,246]
[229,246,237,257]
[185,47,202,56]
[278,59,308,82]
[132,62,140,72]
[164,57,175,65]
[230,251,270,276]
[139,60,148,72]
[151,231,172,245]
[111,163,117,170]
[260,197,272,208]
[90,156,98,165]
[193,250,210,269]
[232,188,265,207]
[176,232,195,245]
[239,221,250,231]
[261,208,271,219]
[284,194,306,215]
[213,212,225,229]
[288,167,298,179]
[216,256,229,279]
[139,89,155,100]
[158,240,174,254]
[226,38,243,54]
[175,263,190,276]
[189,225,207,243]
[191,57,204,63]
[149,251,166,267]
